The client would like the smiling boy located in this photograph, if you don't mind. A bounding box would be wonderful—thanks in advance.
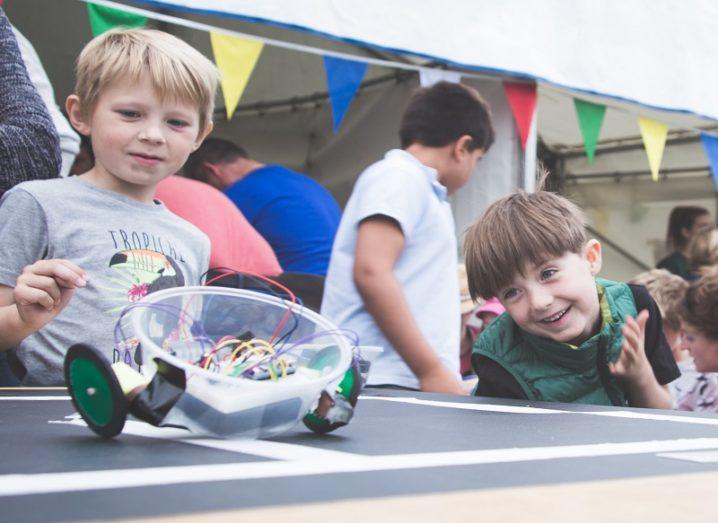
[464,190,679,408]
[0,29,218,385]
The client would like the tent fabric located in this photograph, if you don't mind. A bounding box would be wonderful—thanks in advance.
[133,0,718,122]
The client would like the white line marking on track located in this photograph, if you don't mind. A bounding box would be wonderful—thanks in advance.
[582,410,718,425]
[0,396,70,401]
[362,396,718,425]
[360,396,571,414]
[3,437,718,497]
[657,450,718,463]
[51,415,358,461]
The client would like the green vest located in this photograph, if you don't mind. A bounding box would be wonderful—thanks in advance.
[473,278,637,406]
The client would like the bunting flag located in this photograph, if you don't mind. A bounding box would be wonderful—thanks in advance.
[638,116,668,181]
[87,3,147,37]
[574,99,606,164]
[209,32,263,120]
[323,56,368,132]
[503,81,537,150]
[700,133,718,190]
[419,68,461,87]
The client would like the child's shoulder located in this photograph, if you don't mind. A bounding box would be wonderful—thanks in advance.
[475,312,521,355]
[9,177,72,195]
[356,150,433,192]
[2,178,78,210]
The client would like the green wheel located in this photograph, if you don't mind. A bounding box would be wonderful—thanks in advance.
[64,344,128,438]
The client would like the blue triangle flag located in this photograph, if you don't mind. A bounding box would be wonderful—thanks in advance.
[322,56,368,132]
[700,133,718,190]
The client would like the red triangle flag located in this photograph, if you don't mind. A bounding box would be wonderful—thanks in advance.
[503,81,537,150]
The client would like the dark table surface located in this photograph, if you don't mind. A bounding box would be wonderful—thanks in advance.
[2,387,718,522]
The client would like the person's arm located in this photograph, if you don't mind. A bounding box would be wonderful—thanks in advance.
[0,9,60,196]
[0,260,87,351]
[353,216,465,395]
[608,310,672,409]
[11,24,79,177]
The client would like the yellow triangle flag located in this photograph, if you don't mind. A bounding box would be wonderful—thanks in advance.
[209,32,263,120]
[638,117,668,182]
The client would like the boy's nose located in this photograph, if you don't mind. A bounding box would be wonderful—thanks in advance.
[137,122,165,144]
[680,334,691,353]
[528,288,553,311]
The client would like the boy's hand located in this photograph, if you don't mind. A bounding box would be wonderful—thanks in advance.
[419,365,467,395]
[14,260,88,330]
[608,310,653,382]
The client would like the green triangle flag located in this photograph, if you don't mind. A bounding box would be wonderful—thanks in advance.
[574,99,606,164]
[87,3,147,37]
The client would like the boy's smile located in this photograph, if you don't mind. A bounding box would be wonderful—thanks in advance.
[67,75,211,203]
[497,241,603,345]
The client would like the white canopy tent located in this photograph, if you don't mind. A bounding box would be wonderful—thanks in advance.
[6,0,717,279]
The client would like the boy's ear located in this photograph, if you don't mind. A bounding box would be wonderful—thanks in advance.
[194,121,213,150]
[203,161,220,177]
[584,239,602,276]
[452,134,473,158]
[66,95,91,136]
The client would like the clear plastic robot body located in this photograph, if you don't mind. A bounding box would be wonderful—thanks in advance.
[64,285,363,439]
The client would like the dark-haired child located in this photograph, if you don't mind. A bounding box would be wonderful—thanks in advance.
[322,81,495,394]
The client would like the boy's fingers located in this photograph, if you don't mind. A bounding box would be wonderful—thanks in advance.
[24,260,88,288]
[16,286,56,310]
[621,325,639,353]
[636,309,649,332]
[608,361,623,376]
[16,274,62,304]
[623,315,640,337]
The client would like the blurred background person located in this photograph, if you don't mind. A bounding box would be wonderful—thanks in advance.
[676,270,718,412]
[686,226,718,281]
[183,138,341,277]
[657,206,712,279]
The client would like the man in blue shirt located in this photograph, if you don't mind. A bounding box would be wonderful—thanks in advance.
[183,138,341,276]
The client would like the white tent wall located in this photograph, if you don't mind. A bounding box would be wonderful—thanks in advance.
[131,0,718,122]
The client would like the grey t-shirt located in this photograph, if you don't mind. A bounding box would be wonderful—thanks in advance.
[0,177,210,385]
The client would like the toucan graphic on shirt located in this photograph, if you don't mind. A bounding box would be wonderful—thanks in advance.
[102,249,185,312]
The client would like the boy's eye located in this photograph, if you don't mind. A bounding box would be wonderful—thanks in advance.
[167,118,190,127]
[502,288,519,301]
[117,110,140,118]
[540,268,557,281]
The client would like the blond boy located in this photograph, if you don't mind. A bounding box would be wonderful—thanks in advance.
[0,29,218,385]
[464,190,679,408]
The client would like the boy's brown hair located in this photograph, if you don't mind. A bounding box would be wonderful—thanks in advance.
[399,81,495,152]
[629,269,688,332]
[680,269,718,339]
[183,138,250,183]
[74,28,219,134]
[464,190,586,300]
